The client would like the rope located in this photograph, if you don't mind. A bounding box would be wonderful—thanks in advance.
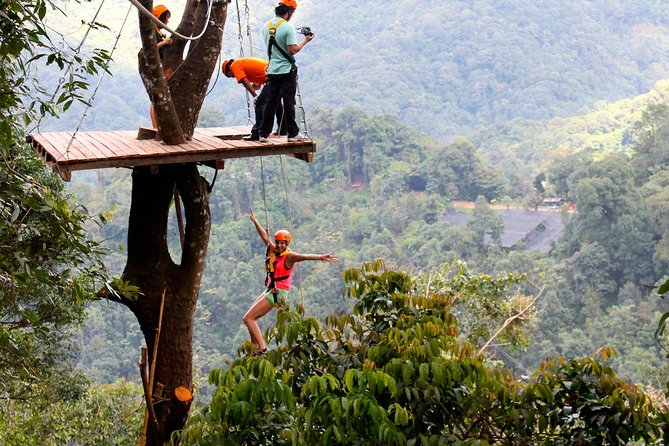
[244,0,254,57]
[223,30,266,54]
[33,0,106,133]
[234,0,253,124]
[259,157,270,231]
[204,48,223,97]
[60,4,133,161]
[278,155,303,307]
[127,0,214,41]
[295,79,310,138]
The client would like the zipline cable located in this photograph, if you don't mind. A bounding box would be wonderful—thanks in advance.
[223,30,266,54]
[127,0,214,41]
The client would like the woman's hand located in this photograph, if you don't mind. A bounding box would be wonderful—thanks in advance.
[319,253,338,263]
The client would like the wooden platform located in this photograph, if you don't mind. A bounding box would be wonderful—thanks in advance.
[26,126,316,181]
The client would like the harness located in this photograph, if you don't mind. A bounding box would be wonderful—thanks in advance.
[265,248,292,302]
[267,19,297,72]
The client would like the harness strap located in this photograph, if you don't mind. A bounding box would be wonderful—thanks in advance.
[267,19,296,70]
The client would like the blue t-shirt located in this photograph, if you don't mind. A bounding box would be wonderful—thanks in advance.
[262,18,297,75]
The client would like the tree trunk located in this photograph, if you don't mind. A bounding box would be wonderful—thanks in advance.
[120,164,211,445]
[114,0,227,444]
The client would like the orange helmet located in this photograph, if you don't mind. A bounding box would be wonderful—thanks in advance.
[153,4,170,19]
[278,0,297,9]
[274,230,292,243]
[222,59,233,74]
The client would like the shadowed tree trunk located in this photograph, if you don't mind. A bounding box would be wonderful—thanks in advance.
[108,0,229,444]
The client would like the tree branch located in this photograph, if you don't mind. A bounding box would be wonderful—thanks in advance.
[477,285,545,356]
[137,0,185,144]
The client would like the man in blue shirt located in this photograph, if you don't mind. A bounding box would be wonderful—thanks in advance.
[258,0,315,143]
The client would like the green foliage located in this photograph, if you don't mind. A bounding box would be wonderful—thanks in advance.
[0,0,112,154]
[0,144,109,398]
[177,262,665,445]
[0,0,113,403]
[567,155,654,295]
[0,379,143,446]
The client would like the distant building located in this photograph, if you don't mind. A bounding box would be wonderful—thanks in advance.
[542,197,564,207]
[443,209,567,254]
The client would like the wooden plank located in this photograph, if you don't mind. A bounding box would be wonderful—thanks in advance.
[29,135,58,163]
[123,131,191,155]
[197,126,252,138]
[104,131,148,157]
[34,132,71,161]
[83,132,127,159]
[84,131,127,158]
[84,132,124,159]
[48,132,89,162]
[72,132,109,160]
[30,133,62,160]
[189,133,237,150]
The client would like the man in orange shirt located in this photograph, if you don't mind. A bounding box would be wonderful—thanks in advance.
[223,57,285,141]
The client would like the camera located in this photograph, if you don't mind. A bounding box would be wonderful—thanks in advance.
[297,26,313,36]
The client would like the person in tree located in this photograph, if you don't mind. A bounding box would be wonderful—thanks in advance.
[258,0,314,143]
[244,209,338,355]
[222,57,286,141]
[150,4,173,129]
[153,4,173,60]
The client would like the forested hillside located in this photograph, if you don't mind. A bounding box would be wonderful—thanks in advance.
[46,0,669,139]
[5,0,669,443]
[68,93,669,393]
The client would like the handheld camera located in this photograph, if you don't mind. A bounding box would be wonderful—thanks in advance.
[297,26,313,36]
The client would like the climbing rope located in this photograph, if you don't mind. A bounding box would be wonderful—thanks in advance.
[244,0,254,57]
[278,155,304,306]
[296,80,309,138]
[259,157,270,231]
[234,0,254,125]
[60,4,133,161]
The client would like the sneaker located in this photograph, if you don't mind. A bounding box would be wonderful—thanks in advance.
[287,133,309,142]
[243,134,259,141]
[259,136,270,143]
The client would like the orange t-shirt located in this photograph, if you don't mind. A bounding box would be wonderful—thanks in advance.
[230,57,268,85]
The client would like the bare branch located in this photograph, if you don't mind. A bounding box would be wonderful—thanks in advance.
[477,285,545,356]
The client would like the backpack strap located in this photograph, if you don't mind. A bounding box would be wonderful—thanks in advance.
[267,19,296,70]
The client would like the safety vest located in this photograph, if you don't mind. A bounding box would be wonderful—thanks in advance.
[265,248,293,292]
[267,19,296,71]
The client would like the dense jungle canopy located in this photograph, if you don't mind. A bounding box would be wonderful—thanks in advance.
[4,0,669,444]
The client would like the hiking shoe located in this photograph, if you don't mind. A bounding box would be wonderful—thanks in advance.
[287,133,309,142]
[242,347,268,359]
[259,136,270,143]
[243,134,259,141]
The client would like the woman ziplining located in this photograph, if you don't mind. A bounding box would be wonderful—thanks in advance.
[243,209,338,356]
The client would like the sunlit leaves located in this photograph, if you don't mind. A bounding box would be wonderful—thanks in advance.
[179,261,665,444]
[0,0,112,155]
